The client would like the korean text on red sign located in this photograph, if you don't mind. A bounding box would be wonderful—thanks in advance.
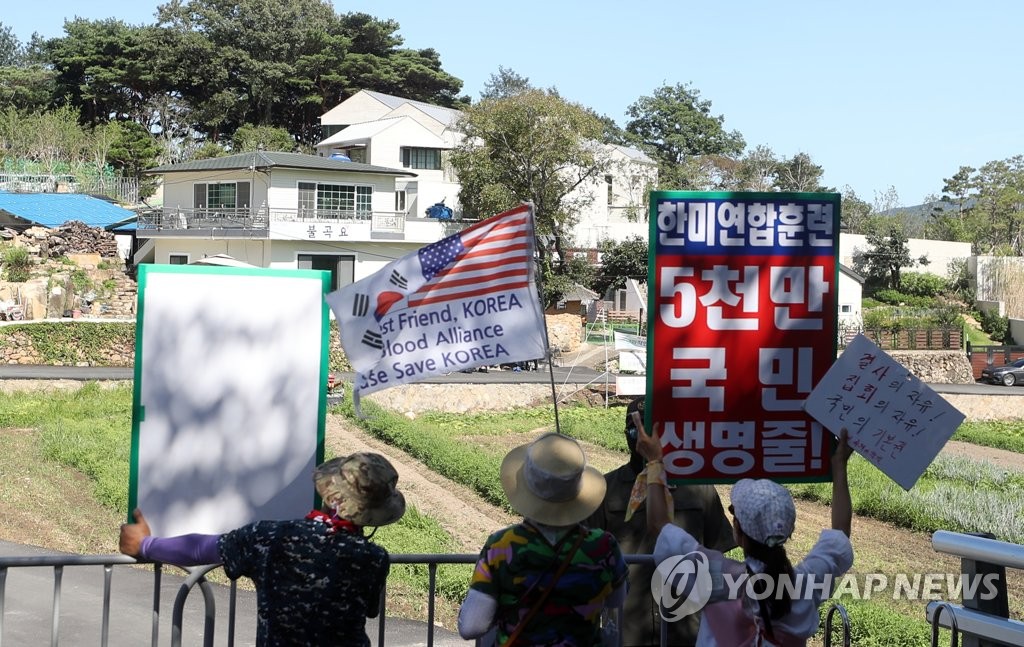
[649,192,840,483]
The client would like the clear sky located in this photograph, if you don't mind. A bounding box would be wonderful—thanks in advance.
[5,1,1023,207]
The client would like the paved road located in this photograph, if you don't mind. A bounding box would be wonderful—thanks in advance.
[0,540,468,647]
[0,363,607,385]
[1,363,1021,395]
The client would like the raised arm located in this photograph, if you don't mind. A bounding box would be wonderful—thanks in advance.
[831,429,854,537]
[633,413,671,537]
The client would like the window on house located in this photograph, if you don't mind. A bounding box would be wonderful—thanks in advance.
[401,147,442,170]
[395,190,407,213]
[297,254,355,291]
[297,182,372,218]
[840,304,853,314]
[605,175,614,203]
[168,254,189,265]
[321,124,345,140]
[193,182,250,210]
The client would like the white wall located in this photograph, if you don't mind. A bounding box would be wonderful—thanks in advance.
[267,239,421,281]
[837,269,863,322]
[840,234,971,278]
[152,239,270,266]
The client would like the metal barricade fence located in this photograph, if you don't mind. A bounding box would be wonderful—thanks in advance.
[0,552,664,647]
[1,550,858,647]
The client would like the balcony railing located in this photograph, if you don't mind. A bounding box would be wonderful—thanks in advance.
[136,207,476,241]
[136,207,269,232]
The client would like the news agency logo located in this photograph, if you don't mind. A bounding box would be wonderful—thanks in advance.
[650,551,714,621]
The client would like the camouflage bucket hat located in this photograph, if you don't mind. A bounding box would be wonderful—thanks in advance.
[313,453,406,527]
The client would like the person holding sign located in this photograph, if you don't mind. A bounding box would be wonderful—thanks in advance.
[119,453,406,647]
[584,396,735,647]
[635,415,855,647]
[458,433,628,646]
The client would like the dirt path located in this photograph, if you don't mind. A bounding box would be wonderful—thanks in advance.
[324,416,516,551]
[942,439,1024,470]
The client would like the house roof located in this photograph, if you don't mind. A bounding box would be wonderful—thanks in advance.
[316,116,445,150]
[145,151,415,176]
[563,284,600,301]
[361,90,462,127]
[840,263,865,284]
[610,144,657,165]
[0,191,137,229]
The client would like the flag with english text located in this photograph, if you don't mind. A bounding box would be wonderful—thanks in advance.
[325,204,548,410]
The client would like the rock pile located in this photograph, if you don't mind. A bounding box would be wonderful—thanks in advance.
[7,221,120,258]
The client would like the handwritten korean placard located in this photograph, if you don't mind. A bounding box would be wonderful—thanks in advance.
[802,333,962,489]
[803,333,965,490]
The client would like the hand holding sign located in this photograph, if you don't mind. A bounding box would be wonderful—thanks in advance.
[803,334,966,490]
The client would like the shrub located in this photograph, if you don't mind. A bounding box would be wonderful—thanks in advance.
[1,244,32,282]
[899,271,948,297]
[871,290,935,308]
[978,309,1008,343]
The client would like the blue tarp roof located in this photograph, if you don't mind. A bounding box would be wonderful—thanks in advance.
[0,192,136,230]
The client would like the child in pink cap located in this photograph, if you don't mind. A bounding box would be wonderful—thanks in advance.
[634,414,854,647]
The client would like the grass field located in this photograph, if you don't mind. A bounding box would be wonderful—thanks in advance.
[3,383,1021,646]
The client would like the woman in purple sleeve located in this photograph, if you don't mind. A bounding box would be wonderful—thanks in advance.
[119,453,405,647]
[634,412,855,647]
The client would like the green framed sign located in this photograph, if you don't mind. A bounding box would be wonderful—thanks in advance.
[128,264,331,536]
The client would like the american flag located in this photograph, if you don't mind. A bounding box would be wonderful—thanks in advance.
[408,205,533,307]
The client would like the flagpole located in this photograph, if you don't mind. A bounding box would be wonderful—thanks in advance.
[527,202,564,436]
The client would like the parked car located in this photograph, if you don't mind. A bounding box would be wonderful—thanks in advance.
[980,358,1024,386]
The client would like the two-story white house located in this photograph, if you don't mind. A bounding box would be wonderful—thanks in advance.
[133,151,464,289]
[315,90,658,252]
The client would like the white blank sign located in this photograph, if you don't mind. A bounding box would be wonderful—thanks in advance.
[129,265,330,537]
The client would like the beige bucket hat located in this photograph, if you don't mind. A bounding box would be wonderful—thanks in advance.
[500,433,606,527]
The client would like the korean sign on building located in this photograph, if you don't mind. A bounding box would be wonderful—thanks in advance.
[647,191,841,483]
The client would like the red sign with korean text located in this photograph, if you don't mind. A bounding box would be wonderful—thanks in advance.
[647,192,841,483]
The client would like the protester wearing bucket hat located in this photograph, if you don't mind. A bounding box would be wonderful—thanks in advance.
[119,452,405,647]
[636,420,855,647]
[585,396,735,647]
[458,433,629,646]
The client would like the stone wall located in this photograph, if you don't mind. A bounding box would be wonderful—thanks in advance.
[887,350,975,384]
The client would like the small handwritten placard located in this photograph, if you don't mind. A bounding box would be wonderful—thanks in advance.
[803,333,965,490]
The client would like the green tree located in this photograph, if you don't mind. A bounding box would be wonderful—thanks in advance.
[773,151,828,192]
[107,120,161,198]
[231,124,295,152]
[0,65,55,114]
[736,144,778,191]
[449,88,610,306]
[594,235,648,298]
[46,19,162,127]
[156,2,464,144]
[625,83,745,189]
[839,186,873,234]
[971,156,1024,255]
[0,22,22,67]
[855,221,929,292]
[479,66,531,100]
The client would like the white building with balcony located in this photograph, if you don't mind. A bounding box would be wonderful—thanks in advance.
[315,90,657,251]
[133,151,464,289]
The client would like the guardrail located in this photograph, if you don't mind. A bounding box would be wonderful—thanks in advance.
[925,530,1024,647]
[1,552,666,647]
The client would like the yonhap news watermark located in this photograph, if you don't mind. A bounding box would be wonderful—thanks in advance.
[652,552,1001,620]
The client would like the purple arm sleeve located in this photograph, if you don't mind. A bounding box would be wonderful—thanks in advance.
[139,534,223,566]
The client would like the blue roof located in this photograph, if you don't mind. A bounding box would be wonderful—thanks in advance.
[0,192,136,229]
